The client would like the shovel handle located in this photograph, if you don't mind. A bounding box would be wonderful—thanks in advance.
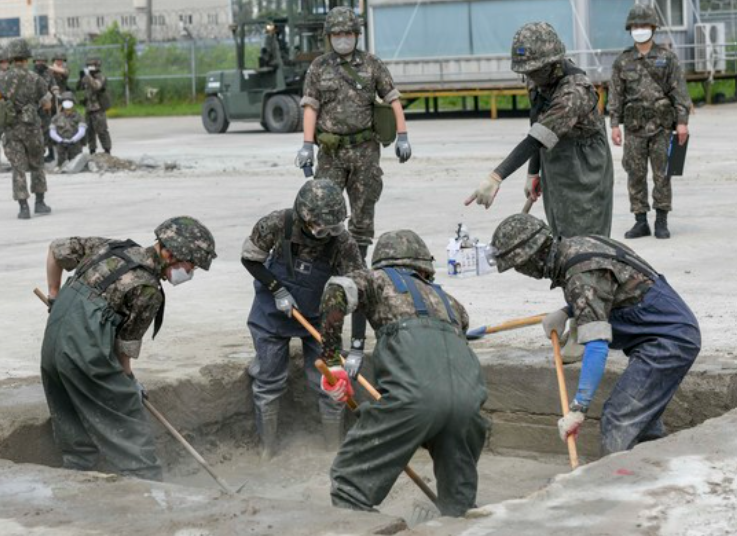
[522,197,534,214]
[552,330,579,469]
[34,288,51,307]
[479,313,546,337]
[315,359,358,411]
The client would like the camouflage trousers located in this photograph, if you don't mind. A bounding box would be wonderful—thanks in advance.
[316,140,382,247]
[56,142,83,166]
[2,123,47,201]
[623,130,671,213]
[40,109,53,151]
[86,110,111,153]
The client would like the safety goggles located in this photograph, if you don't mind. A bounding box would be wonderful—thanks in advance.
[483,244,499,267]
[309,222,345,238]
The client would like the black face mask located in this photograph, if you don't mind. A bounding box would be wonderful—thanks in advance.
[527,62,561,88]
[515,256,545,279]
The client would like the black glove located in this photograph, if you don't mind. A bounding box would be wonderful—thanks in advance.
[344,339,365,379]
[79,70,85,79]
[47,297,56,313]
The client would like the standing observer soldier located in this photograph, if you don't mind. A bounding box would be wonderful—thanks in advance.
[297,6,412,360]
[318,230,488,517]
[33,52,58,163]
[241,180,364,460]
[466,22,614,239]
[0,38,53,220]
[41,216,217,481]
[48,52,70,93]
[77,57,112,154]
[609,5,691,240]
[490,214,700,455]
[0,45,9,165]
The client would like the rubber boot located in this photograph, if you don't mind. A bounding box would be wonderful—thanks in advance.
[18,199,31,220]
[321,414,344,452]
[257,403,279,462]
[624,213,650,239]
[560,318,584,364]
[654,209,670,239]
[35,193,52,216]
[45,146,55,163]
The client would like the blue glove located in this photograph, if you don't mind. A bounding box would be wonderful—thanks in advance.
[395,132,411,163]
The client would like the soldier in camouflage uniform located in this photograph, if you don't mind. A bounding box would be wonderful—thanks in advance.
[48,52,70,93]
[298,5,412,365]
[41,216,217,481]
[50,92,86,167]
[467,22,614,239]
[241,180,364,460]
[33,52,58,162]
[609,5,691,240]
[76,57,111,154]
[0,45,8,164]
[318,229,488,516]
[0,39,53,219]
[491,214,700,455]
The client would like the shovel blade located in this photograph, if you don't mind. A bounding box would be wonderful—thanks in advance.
[465,326,487,340]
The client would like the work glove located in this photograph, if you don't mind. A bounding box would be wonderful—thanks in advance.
[295,142,314,170]
[320,366,354,403]
[558,410,585,442]
[466,172,502,209]
[524,174,541,201]
[543,308,569,340]
[395,132,412,163]
[47,296,56,313]
[273,287,296,317]
[344,347,364,379]
[83,67,90,77]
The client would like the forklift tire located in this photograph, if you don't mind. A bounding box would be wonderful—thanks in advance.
[263,94,300,133]
[202,96,230,134]
[289,94,304,132]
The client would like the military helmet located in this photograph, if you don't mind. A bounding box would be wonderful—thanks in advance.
[372,230,435,276]
[8,39,32,61]
[155,216,217,271]
[491,214,552,273]
[324,6,362,35]
[294,179,347,228]
[60,91,76,104]
[510,22,565,74]
[52,51,68,62]
[34,51,49,63]
[86,57,102,67]
[0,46,9,62]
[625,5,659,30]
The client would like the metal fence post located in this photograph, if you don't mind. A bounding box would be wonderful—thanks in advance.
[124,38,131,106]
[191,40,197,101]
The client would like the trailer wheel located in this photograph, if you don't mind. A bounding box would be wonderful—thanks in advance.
[263,94,300,133]
[202,96,230,134]
[289,94,304,132]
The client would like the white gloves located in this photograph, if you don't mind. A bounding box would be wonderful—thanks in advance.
[468,172,502,208]
[558,410,585,442]
[524,174,541,201]
[543,308,569,339]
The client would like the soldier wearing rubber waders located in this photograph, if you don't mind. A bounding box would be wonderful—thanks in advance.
[41,216,217,480]
[490,214,700,455]
[318,230,489,517]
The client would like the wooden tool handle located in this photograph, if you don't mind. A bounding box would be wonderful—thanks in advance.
[552,330,580,469]
[522,197,534,214]
[484,313,546,335]
[315,359,358,411]
[34,288,51,307]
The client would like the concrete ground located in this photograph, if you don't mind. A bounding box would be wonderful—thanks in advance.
[1,106,737,534]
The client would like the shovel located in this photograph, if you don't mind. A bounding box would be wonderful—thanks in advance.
[465,313,546,341]
[33,288,236,494]
[551,330,580,469]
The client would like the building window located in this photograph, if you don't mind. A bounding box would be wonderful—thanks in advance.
[654,0,686,29]
[207,13,218,24]
[0,17,21,38]
[180,14,193,25]
[35,15,49,36]
[67,17,80,29]
[97,16,105,28]
[121,15,138,27]
[151,14,166,26]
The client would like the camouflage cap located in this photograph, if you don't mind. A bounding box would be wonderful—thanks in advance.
[625,5,659,30]
[60,91,76,103]
[8,39,32,60]
[51,51,68,61]
[155,216,217,271]
[294,179,347,228]
[372,229,435,276]
[324,6,362,35]
[491,214,552,273]
[510,22,565,74]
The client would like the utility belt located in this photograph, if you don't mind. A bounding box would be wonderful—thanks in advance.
[316,128,374,153]
[623,99,675,131]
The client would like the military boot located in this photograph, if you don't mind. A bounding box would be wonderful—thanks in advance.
[321,414,344,451]
[17,200,31,220]
[257,403,279,462]
[654,209,670,239]
[35,193,52,216]
[44,147,55,163]
[624,213,650,239]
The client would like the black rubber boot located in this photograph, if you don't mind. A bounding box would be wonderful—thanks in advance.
[624,213,651,239]
[257,403,279,462]
[654,209,670,239]
[18,200,31,220]
[35,193,52,216]
[44,147,55,163]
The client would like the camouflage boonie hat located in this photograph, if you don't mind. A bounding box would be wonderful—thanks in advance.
[86,57,102,67]
[372,230,435,276]
[60,91,76,104]
[511,22,565,74]
[491,214,552,273]
[155,216,217,271]
[324,6,362,35]
[626,5,659,30]
[8,39,32,60]
[294,179,347,227]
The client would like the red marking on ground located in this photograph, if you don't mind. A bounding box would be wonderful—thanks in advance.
[615,469,635,476]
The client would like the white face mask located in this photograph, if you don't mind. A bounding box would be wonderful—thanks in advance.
[631,28,653,44]
[62,100,74,110]
[168,266,194,286]
[330,35,357,56]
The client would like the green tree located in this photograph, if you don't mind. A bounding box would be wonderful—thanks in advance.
[93,22,137,103]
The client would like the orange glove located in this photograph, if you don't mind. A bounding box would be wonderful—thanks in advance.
[320,367,354,403]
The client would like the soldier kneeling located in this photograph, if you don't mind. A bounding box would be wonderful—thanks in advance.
[50,91,86,168]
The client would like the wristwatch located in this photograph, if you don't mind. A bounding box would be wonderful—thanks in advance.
[569,400,588,414]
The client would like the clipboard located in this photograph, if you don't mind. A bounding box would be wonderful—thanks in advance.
[665,132,689,178]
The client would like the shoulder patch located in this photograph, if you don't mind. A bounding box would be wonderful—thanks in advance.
[654,58,668,67]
